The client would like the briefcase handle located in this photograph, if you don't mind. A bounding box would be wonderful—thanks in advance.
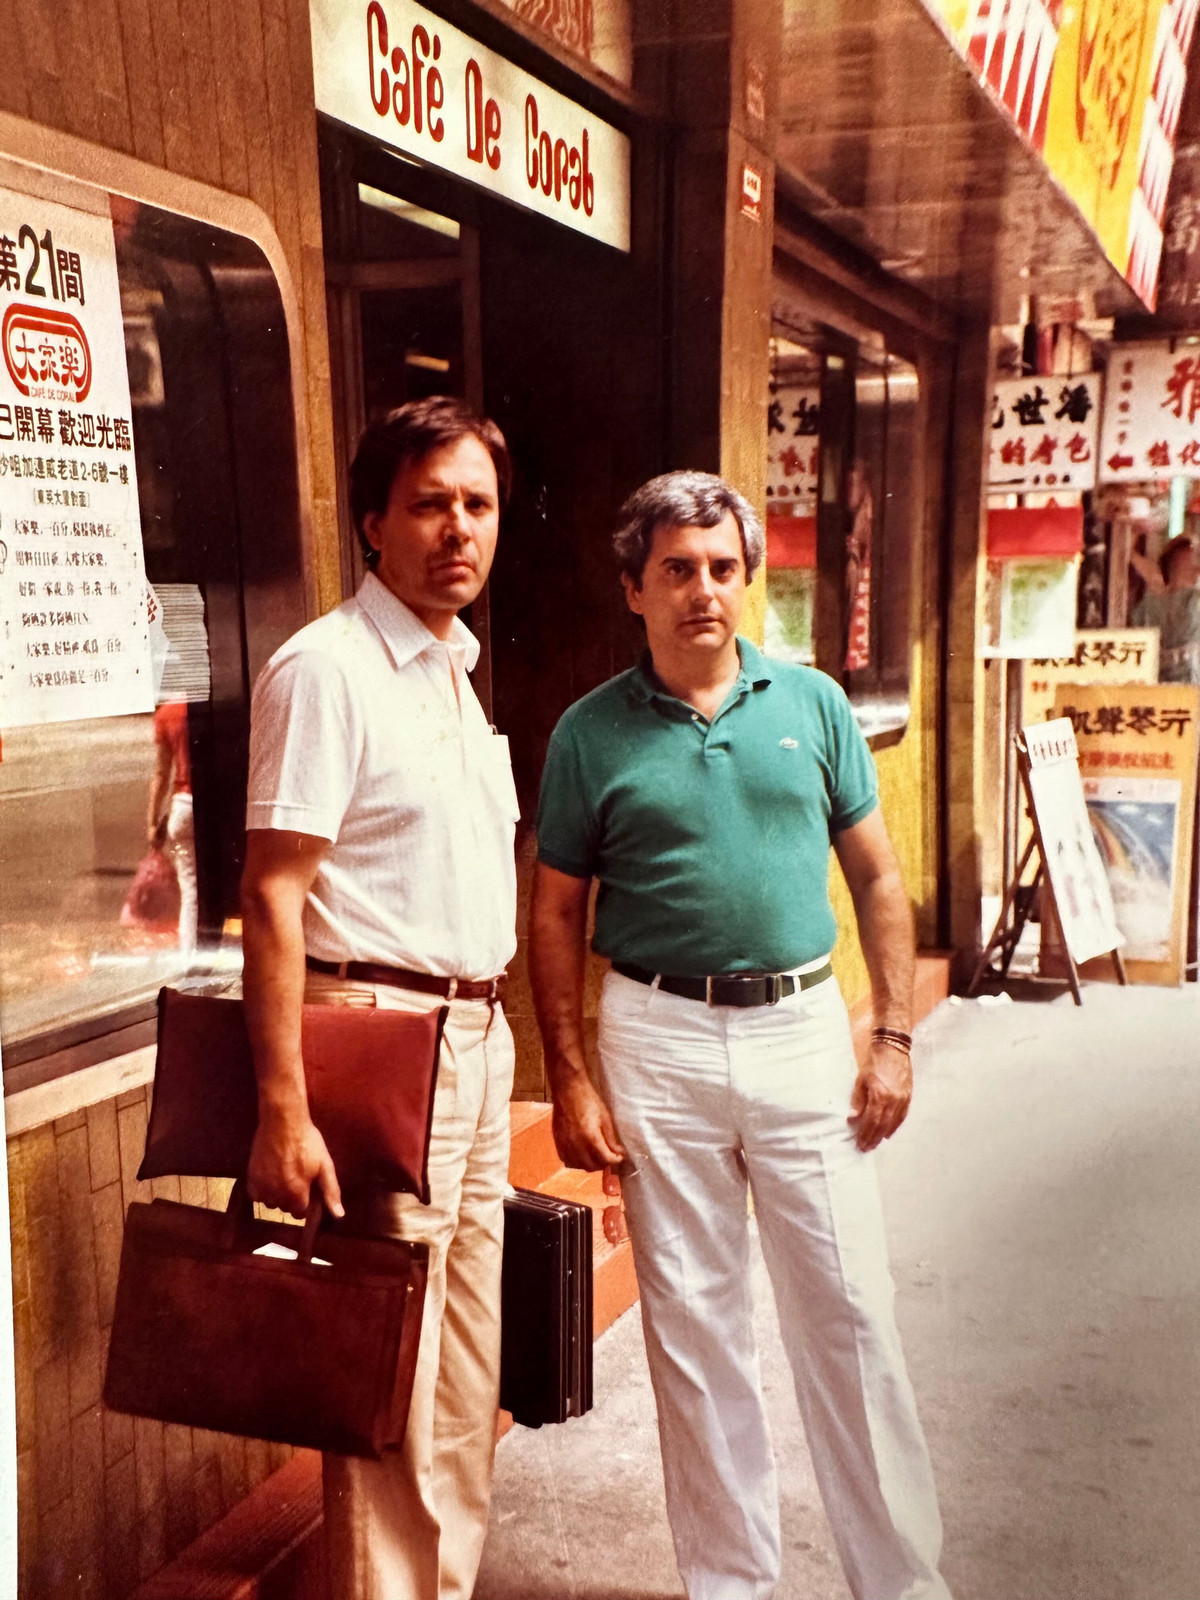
[221,1178,326,1262]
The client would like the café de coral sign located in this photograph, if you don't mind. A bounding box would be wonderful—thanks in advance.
[310,0,631,252]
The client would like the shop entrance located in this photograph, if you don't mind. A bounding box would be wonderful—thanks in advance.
[319,121,662,818]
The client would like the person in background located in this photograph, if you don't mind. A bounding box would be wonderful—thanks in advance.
[147,699,197,955]
[1132,534,1200,684]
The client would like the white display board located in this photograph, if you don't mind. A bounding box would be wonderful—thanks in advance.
[987,373,1102,491]
[1023,717,1125,965]
[310,0,631,252]
[1098,341,1200,482]
[0,188,152,727]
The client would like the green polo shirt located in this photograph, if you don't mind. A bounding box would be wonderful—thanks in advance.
[536,638,879,974]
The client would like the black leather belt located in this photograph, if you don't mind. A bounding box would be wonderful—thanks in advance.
[305,955,506,1002]
[611,960,833,1008]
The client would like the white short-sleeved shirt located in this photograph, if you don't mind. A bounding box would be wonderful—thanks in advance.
[246,572,518,979]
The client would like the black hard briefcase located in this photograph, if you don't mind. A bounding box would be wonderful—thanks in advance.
[103,1180,428,1458]
[500,1187,593,1427]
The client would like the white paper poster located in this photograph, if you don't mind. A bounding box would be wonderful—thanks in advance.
[987,373,1102,491]
[1097,340,1200,483]
[1023,718,1125,965]
[0,189,152,727]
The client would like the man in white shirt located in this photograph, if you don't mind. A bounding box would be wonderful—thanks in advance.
[241,396,519,1600]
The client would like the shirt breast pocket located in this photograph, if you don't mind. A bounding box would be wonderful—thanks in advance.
[478,733,521,822]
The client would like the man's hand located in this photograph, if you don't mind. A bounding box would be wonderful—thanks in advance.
[550,1068,626,1171]
[848,1041,912,1151]
[247,1104,344,1219]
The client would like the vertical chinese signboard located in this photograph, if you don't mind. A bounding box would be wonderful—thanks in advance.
[1098,341,1200,483]
[765,385,819,665]
[0,189,152,726]
[987,374,1102,491]
[1053,682,1200,982]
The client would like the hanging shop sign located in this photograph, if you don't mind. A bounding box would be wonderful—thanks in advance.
[987,374,1102,491]
[309,0,631,251]
[1052,681,1200,982]
[919,0,1198,307]
[1097,340,1200,483]
[1153,142,1200,321]
[0,188,153,728]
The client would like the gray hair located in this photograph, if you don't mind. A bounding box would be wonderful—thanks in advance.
[613,470,765,586]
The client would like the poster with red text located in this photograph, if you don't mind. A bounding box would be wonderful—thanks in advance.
[0,187,153,727]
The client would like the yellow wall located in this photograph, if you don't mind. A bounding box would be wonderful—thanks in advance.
[829,627,940,1009]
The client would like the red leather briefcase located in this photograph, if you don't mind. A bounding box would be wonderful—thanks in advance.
[103,1181,428,1457]
[140,988,446,1202]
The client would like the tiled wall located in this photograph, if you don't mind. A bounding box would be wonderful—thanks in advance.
[7,1088,289,1600]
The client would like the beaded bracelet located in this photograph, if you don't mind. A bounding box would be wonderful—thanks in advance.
[871,1026,913,1054]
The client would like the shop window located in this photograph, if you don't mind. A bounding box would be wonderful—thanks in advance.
[0,194,304,1083]
[766,319,917,741]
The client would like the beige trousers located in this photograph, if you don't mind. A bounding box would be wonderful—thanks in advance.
[305,971,514,1600]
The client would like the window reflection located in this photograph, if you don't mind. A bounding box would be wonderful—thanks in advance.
[0,199,301,1065]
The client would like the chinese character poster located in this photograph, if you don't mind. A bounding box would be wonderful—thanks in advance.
[0,187,153,726]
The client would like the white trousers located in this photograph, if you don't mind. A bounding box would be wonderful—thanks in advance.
[597,969,950,1600]
[306,971,514,1600]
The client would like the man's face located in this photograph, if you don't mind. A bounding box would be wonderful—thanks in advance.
[363,434,500,626]
[622,512,746,657]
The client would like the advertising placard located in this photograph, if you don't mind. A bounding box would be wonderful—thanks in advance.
[1052,682,1200,983]
[310,0,631,252]
[1023,717,1125,966]
[766,385,819,514]
[0,188,152,727]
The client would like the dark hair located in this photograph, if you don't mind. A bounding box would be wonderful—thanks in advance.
[613,470,765,585]
[350,396,511,567]
[1159,533,1196,584]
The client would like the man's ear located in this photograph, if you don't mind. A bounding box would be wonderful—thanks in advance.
[621,571,644,616]
[361,510,384,558]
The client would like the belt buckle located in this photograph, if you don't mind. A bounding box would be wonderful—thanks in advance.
[705,975,715,1007]
[764,973,782,1006]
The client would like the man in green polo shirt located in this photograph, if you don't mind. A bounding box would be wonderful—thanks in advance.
[530,471,950,1600]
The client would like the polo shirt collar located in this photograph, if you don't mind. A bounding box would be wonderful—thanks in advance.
[629,636,773,705]
[356,570,481,672]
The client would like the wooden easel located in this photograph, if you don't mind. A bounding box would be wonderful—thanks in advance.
[968,735,1128,1006]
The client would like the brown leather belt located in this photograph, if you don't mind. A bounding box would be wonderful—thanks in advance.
[305,955,507,1002]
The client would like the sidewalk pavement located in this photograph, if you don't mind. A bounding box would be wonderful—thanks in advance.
[475,982,1200,1600]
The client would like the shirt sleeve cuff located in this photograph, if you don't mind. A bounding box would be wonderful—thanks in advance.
[537,844,594,879]
[832,793,880,834]
[245,800,339,842]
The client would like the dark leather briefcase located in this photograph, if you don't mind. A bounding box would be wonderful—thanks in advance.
[140,988,447,1202]
[103,1181,428,1457]
[500,1187,593,1427]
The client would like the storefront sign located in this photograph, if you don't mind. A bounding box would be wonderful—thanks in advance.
[1096,340,1200,482]
[1023,717,1125,966]
[920,0,1197,307]
[1023,627,1160,729]
[766,385,819,514]
[987,374,1101,491]
[0,189,153,727]
[1052,681,1200,982]
[309,0,631,251]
